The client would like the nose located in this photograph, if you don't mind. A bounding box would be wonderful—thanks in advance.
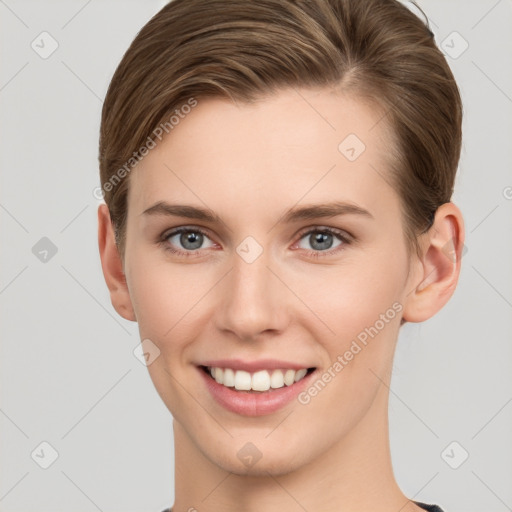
[214,244,290,342]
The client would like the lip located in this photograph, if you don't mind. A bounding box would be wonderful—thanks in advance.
[197,365,317,416]
[198,358,313,372]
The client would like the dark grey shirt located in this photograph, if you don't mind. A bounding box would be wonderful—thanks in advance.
[416,502,445,512]
[161,500,445,511]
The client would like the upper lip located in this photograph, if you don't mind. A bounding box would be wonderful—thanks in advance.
[198,359,315,372]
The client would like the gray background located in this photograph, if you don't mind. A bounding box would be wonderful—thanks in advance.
[0,1,511,511]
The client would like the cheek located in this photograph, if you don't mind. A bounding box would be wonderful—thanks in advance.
[294,251,406,343]
[126,254,220,357]
[292,264,403,437]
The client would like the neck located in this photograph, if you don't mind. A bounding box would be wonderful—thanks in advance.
[170,382,421,512]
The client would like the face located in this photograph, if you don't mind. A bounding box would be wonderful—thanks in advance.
[122,87,419,475]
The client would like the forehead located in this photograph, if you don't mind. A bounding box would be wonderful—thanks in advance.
[128,86,396,223]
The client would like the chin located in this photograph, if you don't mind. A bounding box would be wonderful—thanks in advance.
[203,439,313,477]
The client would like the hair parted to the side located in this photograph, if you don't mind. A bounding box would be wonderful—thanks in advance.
[99,0,463,262]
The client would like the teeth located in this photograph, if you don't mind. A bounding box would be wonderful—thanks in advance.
[283,369,295,386]
[270,369,284,389]
[206,366,310,392]
[214,367,223,384]
[223,368,235,387]
[234,370,252,390]
[294,368,307,382]
[251,370,270,392]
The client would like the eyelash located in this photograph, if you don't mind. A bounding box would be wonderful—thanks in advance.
[158,226,352,259]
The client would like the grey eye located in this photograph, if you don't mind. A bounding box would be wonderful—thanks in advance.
[166,229,214,251]
[297,230,343,252]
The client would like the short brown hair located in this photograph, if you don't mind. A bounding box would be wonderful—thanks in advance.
[99,0,463,260]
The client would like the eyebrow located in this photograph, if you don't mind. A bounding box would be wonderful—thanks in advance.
[141,200,373,223]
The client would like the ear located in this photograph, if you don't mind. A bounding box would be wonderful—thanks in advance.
[97,204,136,322]
[402,202,465,323]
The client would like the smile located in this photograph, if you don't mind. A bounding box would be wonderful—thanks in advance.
[203,366,313,392]
[197,364,318,416]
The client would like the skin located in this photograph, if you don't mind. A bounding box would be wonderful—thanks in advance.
[98,86,464,512]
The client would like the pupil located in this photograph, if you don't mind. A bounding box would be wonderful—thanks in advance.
[312,232,332,250]
[182,231,202,250]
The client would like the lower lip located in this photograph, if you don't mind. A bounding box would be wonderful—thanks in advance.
[197,366,316,416]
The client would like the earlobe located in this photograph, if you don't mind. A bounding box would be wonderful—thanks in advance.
[402,202,465,323]
[97,204,137,322]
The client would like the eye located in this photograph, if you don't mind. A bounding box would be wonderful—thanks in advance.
[159,227,216,257]
[294,227,351,258]
[158,225,352,259]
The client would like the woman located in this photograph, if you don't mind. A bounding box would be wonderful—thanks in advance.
[97,1,464,510]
